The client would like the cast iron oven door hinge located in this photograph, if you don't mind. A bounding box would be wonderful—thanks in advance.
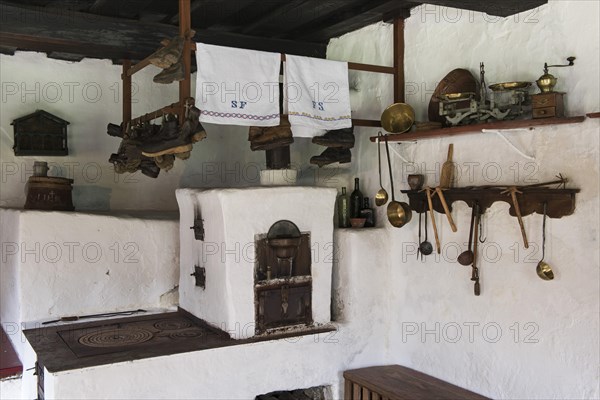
[191,266,206,289]
[191,218,204,241]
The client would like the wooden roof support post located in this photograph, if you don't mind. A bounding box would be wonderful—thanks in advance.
[122,59,132,131]
[179,0,192,124]
[393,17,405,103]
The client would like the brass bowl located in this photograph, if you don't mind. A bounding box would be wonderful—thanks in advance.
[489,82,532,91]
[381,103,415,134]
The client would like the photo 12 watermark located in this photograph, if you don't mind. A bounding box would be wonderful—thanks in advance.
[1,241,140,264]
[400,321,540,344]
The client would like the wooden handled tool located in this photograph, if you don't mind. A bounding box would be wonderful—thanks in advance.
[504,186,529,248]
[434,186,457,232]
[425,187,441,254]
[440,144,454,188]
[472,207,481,296]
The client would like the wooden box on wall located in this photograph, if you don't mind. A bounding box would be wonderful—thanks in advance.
[11,110,69,156]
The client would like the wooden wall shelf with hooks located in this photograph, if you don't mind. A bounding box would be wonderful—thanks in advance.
[401,187,580,219]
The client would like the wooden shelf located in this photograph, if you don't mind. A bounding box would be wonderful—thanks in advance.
[587,112,600,119]
[369,116,586,142]
[401,187,580,219]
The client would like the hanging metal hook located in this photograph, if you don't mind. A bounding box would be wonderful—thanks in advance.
[478,212,487,243]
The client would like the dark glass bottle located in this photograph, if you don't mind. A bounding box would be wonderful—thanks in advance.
[350,178,364,218]
[360,197,375,228]
[337,187,350,228]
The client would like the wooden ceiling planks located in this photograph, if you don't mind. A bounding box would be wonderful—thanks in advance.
[293,0,412,42]
[188,0,259,29]
[272,0,368,39]
[0,0,548,63]
[238,0,313,35]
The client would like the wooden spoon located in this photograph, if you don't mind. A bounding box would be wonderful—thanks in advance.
[425,187,441,254]
[440,144,455,188]
[504,186,529,248]
[435,186,457,232]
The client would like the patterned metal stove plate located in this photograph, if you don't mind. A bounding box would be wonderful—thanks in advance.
[78,328,154,348]
[57,314,218,358]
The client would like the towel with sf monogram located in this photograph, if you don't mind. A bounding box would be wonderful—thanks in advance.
[195,43,281,127]
[284,54,352,133]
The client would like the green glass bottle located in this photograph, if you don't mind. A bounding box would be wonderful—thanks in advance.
[350,178,363,218]
[337,187,350,228]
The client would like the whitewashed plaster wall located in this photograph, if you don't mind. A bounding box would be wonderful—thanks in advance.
[329,1,599,399]
[0,53,351,211]
[0,209,180,359]
[0,375,21,400]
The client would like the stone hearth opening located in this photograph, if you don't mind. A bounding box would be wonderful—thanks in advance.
[256,385,331,400]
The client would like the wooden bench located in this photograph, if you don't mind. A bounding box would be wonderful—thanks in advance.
[344,365,489,400]
[1,326,22,379]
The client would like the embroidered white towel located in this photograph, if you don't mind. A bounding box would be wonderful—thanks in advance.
[195,43,281,127]
[284,54,352,132]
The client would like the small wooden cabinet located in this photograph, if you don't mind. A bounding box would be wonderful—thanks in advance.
[531,92,565,119]
[344,365,488,400]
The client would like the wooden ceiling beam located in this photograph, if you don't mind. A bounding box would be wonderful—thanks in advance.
[0,2,325,62]
[196,29,326,58]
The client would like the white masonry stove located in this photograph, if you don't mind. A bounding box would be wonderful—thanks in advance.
[16,186,350,399]
[176,186,337,339]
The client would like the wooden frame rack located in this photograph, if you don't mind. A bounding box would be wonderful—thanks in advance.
[120,0,404,131]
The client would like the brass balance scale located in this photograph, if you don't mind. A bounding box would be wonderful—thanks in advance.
[438,57,576,126]
[438,63,533,126]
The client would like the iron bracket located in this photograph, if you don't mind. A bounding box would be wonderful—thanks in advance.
[191,266,206,289]
[190,218,204,241]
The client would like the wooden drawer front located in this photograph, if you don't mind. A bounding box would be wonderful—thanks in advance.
[532,93,558,108]
[533,106,556,119]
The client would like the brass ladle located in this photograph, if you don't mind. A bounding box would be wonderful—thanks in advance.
[536,202,555,281]
[375,133,389,207]
[385,135,412,228]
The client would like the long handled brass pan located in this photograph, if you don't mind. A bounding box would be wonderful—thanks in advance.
[384,135,412,227]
